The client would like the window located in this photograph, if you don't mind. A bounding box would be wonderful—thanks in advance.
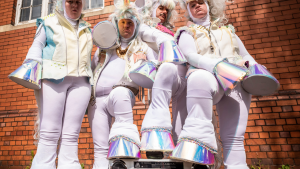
[15,0,104,25]
[84,0,104,11]
[19,0,43,22]
[47,0,55,15]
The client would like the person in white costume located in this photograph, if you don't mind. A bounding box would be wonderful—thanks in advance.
[171,0,258,168]
[24,0,93,169]
[87,1,157,168]
[135,0,188,150]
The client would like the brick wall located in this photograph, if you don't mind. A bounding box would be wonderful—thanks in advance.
[0,0,300,168]
[0,0,17,26]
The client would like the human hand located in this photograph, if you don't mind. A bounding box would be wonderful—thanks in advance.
[237,60,249,68]
[133,52,146,63]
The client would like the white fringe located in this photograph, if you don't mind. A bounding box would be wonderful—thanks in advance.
[174,26,194,44]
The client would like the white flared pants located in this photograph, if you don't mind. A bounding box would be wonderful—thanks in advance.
[31,76,91,169]
[88,87,139,169]
[180,69,251,169]
[141,63,187,144]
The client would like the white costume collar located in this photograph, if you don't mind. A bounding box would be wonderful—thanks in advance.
[62,0,81,26]
[187,0,210,28]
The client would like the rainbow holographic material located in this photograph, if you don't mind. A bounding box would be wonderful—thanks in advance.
[158,40,187,65]
[140,129,175,152]
[214,59,248,95]
[177,137,217,154]
[185,65,198,79]
[242,64,280,96]
[107,136,141,159]
[129,61,157,89]
[170,140,215,165]
[8,59,42,90]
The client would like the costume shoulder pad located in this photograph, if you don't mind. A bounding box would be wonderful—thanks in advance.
[174,26,195,44]
[221,24,236,34]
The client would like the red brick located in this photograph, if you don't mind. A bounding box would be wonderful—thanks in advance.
[246,126,263,132]
[263,126,283,131]
[280,132,291,138]
[281,145,292,151]
[265,120,276,125]
[267,152,288,158]
[276,119,286,125]
[248,145,259,152]
[260,145,271,152]
[246,139,267,145]
[260,113,280,119]
[266,138,287,144]
[255,120,265,126]
[271,145,281,151]
[269,132,280,138]
[257,101,277,107]
[288,152,300,158]
[249,133,260,138]
[272,107,282,112]
[259,132,269,138]
[280,112,300,119]
[246,152,268,158]
[286,119,297,124]
[277,100,298,106]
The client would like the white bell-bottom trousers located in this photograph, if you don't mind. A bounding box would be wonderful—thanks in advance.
[88,87,139,169]
[141,63,187,144]
[31,76,91,169]
[180,69,251,169]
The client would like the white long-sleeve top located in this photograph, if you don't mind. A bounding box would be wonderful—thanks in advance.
[25,24,46,63]
[25,18,92,77]
[177,28,257,73]
[92,41,157,96]
[139,24,171,49]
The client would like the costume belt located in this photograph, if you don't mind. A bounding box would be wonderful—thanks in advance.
[113,85,139,96]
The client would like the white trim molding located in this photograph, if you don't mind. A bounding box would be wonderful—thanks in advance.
[15,0,106,26]
[0,5,115,33]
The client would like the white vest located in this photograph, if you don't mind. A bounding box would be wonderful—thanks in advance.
[37,10,93,84]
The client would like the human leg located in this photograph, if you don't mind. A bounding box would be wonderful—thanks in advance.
[141,63,178,130]
[181,69,222,150]
[141,63,180,151]
[171,88,187,145]
[216,83,251,169]
[31,78,70,169]
[88,95,112,169]
[107,87,140,158]
[57,77,91,169]
[171,65,187,145]
[171,69,223,164]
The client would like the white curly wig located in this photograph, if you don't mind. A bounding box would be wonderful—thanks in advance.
[109,1,143,23]
[141,0,178,29]
[51,0,86,13]
[179,0,228,26]
[109,0,145,46]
